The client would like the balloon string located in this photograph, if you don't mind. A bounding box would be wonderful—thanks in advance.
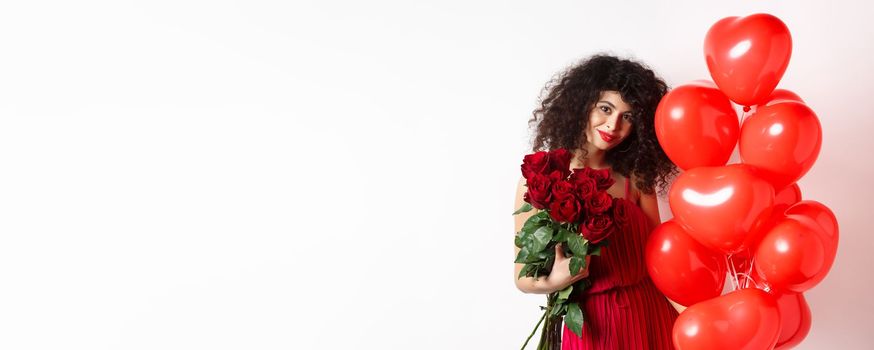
[725,254,738,291]
[735,273,756,289]
[745,253,755,289]
[732,255,740,290]
[748,254,769,292]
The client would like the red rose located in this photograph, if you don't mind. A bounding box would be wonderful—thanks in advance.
[612,197,630,228]
[590,168,615,191]
[546,149,573,178]
[520,149,572,180]
[586,191,613,215]
[551,179,575,198]
[523,173,552,209]
[549,193,581,223]
[521,151,548,180]
[581,214,615,244]
[571,176,597,201]
[523,171,562,209]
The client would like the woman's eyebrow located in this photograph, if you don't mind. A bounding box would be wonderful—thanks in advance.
[599,100,633,114]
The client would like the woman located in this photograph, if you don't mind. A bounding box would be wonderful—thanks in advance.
[513,54,684,349]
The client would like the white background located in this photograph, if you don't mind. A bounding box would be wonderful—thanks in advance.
[1,0,872,349]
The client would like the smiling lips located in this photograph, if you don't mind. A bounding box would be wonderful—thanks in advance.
[598,130,616,143]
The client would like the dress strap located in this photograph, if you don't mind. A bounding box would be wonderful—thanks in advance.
[624,176,631,200]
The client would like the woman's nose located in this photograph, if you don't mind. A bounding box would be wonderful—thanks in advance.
[605,115,619,130]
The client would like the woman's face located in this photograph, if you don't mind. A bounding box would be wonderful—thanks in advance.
[585,90,635,151]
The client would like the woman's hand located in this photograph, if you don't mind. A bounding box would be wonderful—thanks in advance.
[545,243,591,293]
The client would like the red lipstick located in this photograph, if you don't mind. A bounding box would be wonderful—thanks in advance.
[598,130,616,143]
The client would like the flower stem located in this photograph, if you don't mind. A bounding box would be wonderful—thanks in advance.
[538,293,560,350]
[521,307,548,350]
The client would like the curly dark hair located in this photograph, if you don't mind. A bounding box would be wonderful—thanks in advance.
[528,54,678,195]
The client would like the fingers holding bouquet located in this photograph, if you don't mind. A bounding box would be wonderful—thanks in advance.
[547,243,592,291]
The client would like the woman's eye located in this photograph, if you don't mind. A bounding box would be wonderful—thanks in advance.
[600,106,611,113]
[623,114,633,121]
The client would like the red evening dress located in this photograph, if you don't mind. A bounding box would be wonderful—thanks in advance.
[562,176,678,349]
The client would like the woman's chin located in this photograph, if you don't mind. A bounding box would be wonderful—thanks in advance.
[587,137,621,152]
[594,141,615,151]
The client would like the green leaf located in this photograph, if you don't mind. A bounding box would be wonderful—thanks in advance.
[517,227,538,252]
[512,202,533,215]
[517,264,536,279]
[529,210,550,224]
[519,223,536,238]
[514,247,534,264]
[555,226,575,243]
[565,302,584,338]
[569,256,585,275]
[567,235,589,256]
[557,285,573,301]
[537,249,554,261]
[550,302,567,317]
[540,254,554,276]
[519,213,546,238]
[529,226,552,253]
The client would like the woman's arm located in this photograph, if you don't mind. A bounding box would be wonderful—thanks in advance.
[638,186,687,314]
[637,189,662,231]
[513,177,590,294]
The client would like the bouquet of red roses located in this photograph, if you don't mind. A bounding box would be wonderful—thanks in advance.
[514,148,620,350]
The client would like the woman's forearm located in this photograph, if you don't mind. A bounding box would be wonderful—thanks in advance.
[515,274,554,294]
[516,276,551,294]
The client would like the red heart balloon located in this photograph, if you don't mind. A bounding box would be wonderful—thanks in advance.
[740,100,822,191]
[704,13,792,106]
[773,291,812,349]
[669,164,775,254]
[785,200,839,253]
[646,221,727,306]
[673,288,781,350]
[781,201,839,290]
[655,80,739,170]
[755,215,831,293]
